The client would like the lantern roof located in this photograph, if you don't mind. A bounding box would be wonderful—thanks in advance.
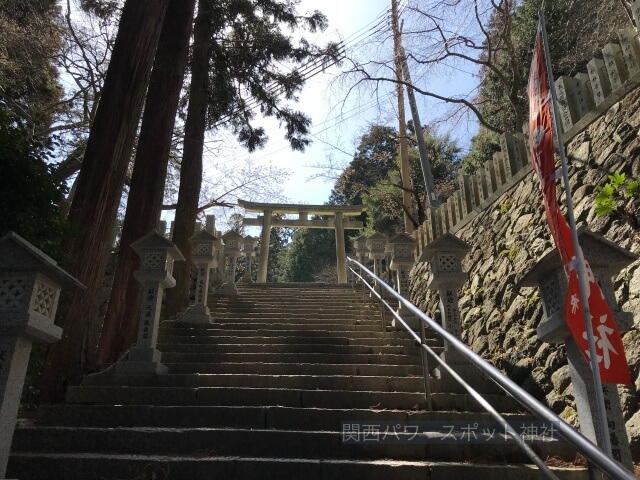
[517,227,638,287]
[131,230,185,261]
[418,232,471,262]
[189,229,219,245]
[0,231,85,290]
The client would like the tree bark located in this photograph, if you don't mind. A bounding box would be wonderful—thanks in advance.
[165,1,214,317]
[39,0,170,403]
[95,0,197,365]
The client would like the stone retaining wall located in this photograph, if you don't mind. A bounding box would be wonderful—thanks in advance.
[409,86,640,458]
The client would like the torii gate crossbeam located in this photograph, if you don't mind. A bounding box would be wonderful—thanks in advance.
[238,199,367,283]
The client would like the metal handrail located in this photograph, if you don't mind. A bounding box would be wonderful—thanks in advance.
[349,263,557,479]
[347,256,636,480]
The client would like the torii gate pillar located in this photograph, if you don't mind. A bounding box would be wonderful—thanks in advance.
[257,209,272,283]
[335,212,347,283]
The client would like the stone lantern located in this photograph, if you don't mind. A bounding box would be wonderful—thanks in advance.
[517,228,635,471]
[388,233,417,328]
[219,230,244,296]
[204,216,225,292]
[366,232,388,278]
[241,235,258,283]
[115,230,184,376]
[384,241,394,284]
[418,233,471,374]
[182,229,220,324]
[354,235,369,263]
[0,232,84,479]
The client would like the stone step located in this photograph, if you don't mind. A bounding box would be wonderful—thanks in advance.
[207,313,378,321]
[159,322,436,339]
[205,317,383,325]
[214,298,367,305]
[65,386,519,412]
[11,426,579,463]
[7,453,588,480]
[238,285,356,292]
[158,326,412,339]
[164,362,424,376]
[80,373,503,395]
[156,334,427,347]
[162,322,388,332]
[155,342,426,356]
[210,304,371,310]
[239,285,356,291]
[65,386,430,409]
[81,373,424,391]
[35,405,532,429]
[207,303,374,310]
[158,351,422,365]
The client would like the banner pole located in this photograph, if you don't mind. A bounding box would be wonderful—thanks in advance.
[538,11,612,457]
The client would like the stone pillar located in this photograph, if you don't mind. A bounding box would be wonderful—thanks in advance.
[116,230,184,376]
[619,27,640,76]
[517,229,636,472]
[587,58,611,106]
[241,235,258,283]
[418,233,472,376]
[335,212,347,284]
[0,232,84,479]
[218,230,244,296]
[458,174,474,215]
[366,232,388,279]
[388,233,418,330]
[257,210,272,283]
[476,166,490,203]
[555,76,580,132]
[603,43,628,91]
[157,220,167,237]
[573,72,595,116]
[181,230,220,324]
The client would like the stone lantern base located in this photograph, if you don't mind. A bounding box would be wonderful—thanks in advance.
[181,304,213,324]
[114,346,168,376]
[218,282,239,296]
[393,305,420,332]
[432,350,501,394]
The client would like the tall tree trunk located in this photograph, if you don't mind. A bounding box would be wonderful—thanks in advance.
[39,0,170,403]
[96,0,197,365]
[165,1,214,317]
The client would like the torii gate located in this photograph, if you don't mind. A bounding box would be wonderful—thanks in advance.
[238,199,367,283]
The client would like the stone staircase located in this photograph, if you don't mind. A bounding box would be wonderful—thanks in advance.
[8,283,587,479]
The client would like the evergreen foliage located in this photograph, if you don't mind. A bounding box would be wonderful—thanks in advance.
[0,104,67,258]
[328,125,398,206]
[184,0,337,151]
[0,0,63,135]
[279,227,340,282]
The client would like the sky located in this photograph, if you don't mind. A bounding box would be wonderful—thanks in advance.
[200,0,482,213]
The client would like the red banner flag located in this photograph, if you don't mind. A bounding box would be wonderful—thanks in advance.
[527,26,631,384]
